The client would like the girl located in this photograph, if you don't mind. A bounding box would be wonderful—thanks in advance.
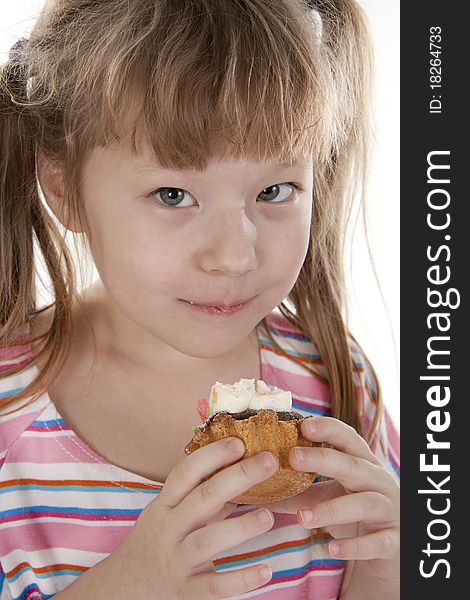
[0,0,399,598]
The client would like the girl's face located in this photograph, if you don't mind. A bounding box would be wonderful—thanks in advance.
[80,142,313,359]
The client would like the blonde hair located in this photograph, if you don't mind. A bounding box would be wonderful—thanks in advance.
[0,0,381,440]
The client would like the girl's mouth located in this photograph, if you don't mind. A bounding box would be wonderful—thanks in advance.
[181,298,252,315]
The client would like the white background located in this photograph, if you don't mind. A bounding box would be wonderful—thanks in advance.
[0,1,400,429]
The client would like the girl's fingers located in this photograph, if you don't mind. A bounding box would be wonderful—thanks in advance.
[182,508,275,568]
[191,564,273,599]
[159,437,246,508]
[298,491,393,529]
[174,451,279,536]
[301,416,381,465]
[206,502,239,525]
[290,445,396,495]
[263,479,344,514]
[327,528,400,561]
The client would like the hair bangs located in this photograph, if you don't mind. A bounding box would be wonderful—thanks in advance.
[92,0,330,170]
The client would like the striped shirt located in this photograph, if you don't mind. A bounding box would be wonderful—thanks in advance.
[0,311,399,599]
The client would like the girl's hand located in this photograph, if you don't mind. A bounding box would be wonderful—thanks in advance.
[111,437,278,599]
[263,416,400,600]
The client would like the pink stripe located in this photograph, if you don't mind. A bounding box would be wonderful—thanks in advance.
[270,326,310,342]
[3,510,137,524]
[29,422,66,432]
[271,512,303,529]
[355,382,365,415]
[4,510,299,529]
[261,362,330,401]
[9,330,30,344]
[265,313,303,334]
[24,590,41,600]
[6,433,105,465]
[387,447,400,474]
[361,408,400,472]
[0,355,34,371]
[0,409,47,454]
[362,414,372,431]
[355,382,376,413]
[385,408,400,461]
[0,343,32,361]
[1,521,132,554]
[229,509,300,530]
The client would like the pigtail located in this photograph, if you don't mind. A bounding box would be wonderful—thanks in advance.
[1,47,36,335]
[0,45,75,413]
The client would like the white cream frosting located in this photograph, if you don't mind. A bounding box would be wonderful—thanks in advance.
[209,378,292,415]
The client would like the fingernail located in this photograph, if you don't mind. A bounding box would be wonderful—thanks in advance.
[227,437,245,453]
[299,508,314,524]
[258,566,272,581]
[305,418,317,434]
[329,542,341,557]
[293,447,306,462]
[258,452,276,469]
[257,509,273,525]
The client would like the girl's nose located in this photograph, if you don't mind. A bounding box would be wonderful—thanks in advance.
[199,208,258,276]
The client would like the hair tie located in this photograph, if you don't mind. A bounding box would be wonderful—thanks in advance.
[8,37,29,64]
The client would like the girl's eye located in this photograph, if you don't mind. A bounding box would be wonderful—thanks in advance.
[151,187,196,208]
[150,182,297,208]
[257,182,296,203]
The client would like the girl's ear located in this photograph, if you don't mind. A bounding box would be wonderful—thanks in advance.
[36,150,83,233]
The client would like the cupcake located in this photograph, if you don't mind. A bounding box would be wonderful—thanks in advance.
[184,378,320,504]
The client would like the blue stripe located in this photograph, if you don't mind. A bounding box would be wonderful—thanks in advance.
[216,547,344,571]
[258,320,369,364]
[258,336,320,360]
[272,558,345,579]
[271,329,311,343]
[360,372,378,399]
[1,482,159,495]
[292,404,331,417]
[388,450,400,478]
[256,321,310,343]
[0,386,24,399]
[258,335,369,378]
[9,564,84,584]
[10,559,345,597]
[1,505,142,518]
[215,536,332,569]
[31,418,66,427]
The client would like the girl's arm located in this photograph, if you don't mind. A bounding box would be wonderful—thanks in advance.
[53,551,127,599]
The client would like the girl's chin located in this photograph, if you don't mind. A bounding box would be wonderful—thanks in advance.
[167,324,258,359]
[174,338,250,360]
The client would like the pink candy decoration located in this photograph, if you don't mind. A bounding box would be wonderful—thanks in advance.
[196,398,209,422]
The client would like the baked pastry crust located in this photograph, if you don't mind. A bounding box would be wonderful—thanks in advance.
[184,409,320,504]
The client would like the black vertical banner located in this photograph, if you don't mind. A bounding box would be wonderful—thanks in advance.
[401,1,466,596]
